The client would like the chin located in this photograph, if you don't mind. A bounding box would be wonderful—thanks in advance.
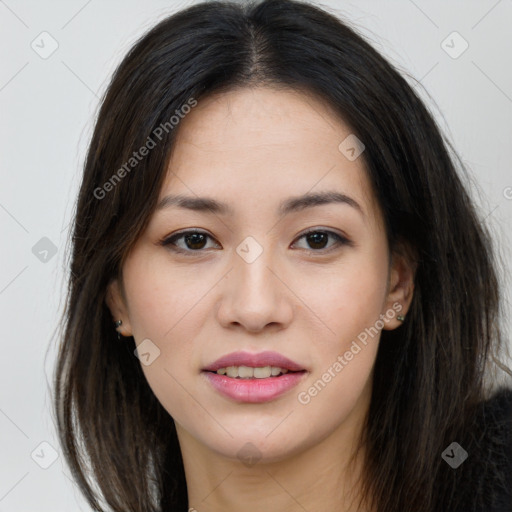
[199,429,309,466]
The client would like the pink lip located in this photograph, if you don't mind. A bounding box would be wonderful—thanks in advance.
[202,350,305,372]
[201,350,308,403]
[202,371,308,403]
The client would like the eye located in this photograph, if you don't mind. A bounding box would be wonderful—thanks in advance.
[292,229,353,253]
[160,230,220,254]
[159,228,353,256]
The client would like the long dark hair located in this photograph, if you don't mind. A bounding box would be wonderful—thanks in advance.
[52,1,511,511]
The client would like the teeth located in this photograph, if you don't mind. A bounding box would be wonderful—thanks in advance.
[216,366,290,378]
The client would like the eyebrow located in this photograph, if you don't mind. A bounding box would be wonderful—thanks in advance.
[156,190,364,218]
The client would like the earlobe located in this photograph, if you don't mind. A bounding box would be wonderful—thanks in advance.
[105,279,133,336]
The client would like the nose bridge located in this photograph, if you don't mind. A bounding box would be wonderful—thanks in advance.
[216,234,293,331]
[233,234,278,303]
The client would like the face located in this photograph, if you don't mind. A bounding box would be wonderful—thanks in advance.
[106,86,414,465]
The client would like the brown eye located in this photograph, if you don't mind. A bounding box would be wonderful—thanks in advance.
[293,229,353,252]
[161,230,220,254]
[180,232,208,250]
[304,232,329,250]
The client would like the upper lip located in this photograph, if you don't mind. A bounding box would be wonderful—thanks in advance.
[202,351,306,372]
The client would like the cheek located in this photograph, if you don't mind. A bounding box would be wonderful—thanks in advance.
[303,247,389,340]
[299,245,388,393]
[339,239,389,317]
[295,262,385,424]
[121,252,219,414]
[122,250,210,340]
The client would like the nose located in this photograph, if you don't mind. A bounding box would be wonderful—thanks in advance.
[215,245,294,333]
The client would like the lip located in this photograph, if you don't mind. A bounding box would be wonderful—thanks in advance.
[202,370,308,403]
[202,350,306,372]
[201,350,308,403]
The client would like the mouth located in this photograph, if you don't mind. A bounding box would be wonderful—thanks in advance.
[202,350,307,374]
[203,366,306,379]
[201,350,308,403]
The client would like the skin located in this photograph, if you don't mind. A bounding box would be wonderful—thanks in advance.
[106,86,415,512]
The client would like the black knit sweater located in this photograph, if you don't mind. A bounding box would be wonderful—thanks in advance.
[436,386,512,512]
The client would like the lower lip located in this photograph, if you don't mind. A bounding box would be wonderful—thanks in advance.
[202,371,307,403]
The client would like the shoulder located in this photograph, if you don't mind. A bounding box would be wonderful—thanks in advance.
[447,387,512,512]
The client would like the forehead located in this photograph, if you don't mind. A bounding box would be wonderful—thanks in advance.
[171,86,350,154]
[160,86,381,229]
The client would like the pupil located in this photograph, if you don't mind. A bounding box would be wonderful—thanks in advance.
[186,233,206,250]
[307,232,327,249]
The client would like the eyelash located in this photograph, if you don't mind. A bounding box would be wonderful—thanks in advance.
[159,228,353,256]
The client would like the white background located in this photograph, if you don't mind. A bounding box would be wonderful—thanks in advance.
[1,0,511,510]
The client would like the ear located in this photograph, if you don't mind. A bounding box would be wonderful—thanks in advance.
[381,242,416,330]
[105,278,133,336]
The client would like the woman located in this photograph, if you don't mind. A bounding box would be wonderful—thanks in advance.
[53,0,512,511]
